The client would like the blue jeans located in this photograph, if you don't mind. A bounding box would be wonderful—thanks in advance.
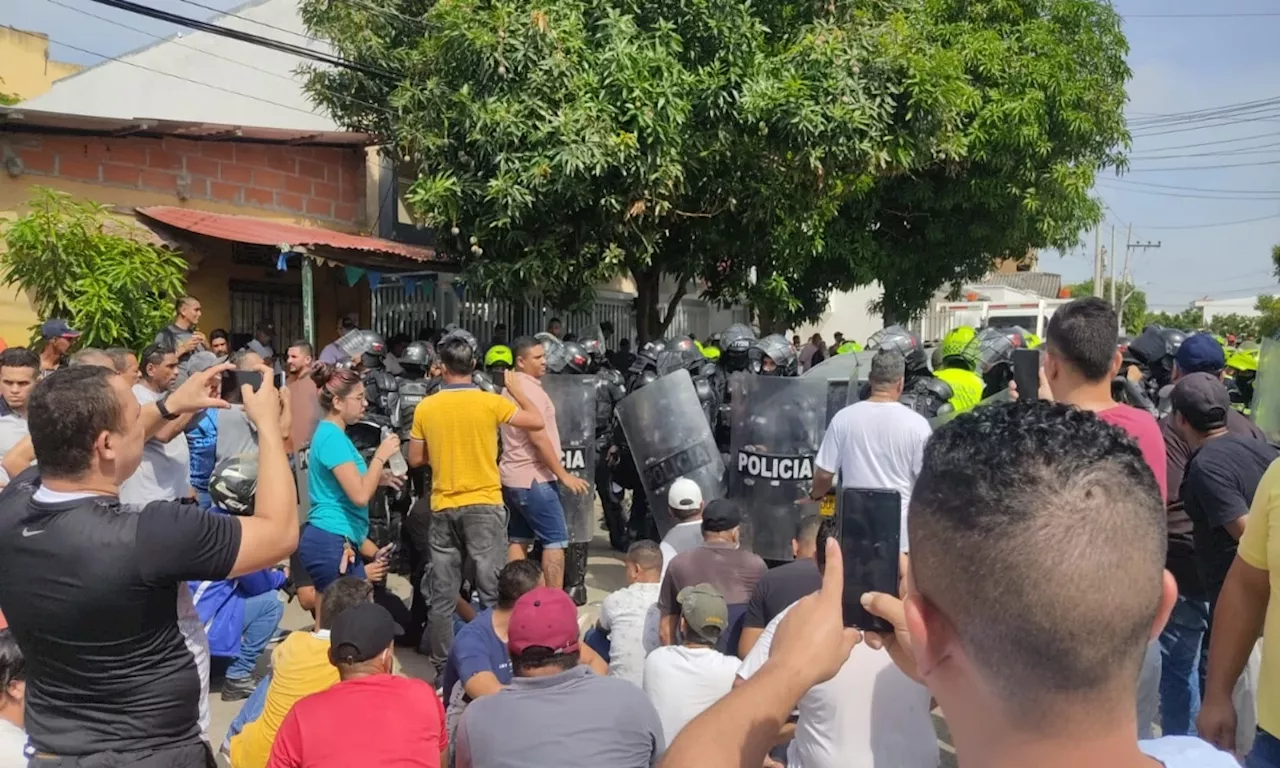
[504,482,569,548]
[195,488,212,512]
[1248,729,1280,768]
[297,523,366,593]
[227,593,283,681]
[584,627,611,663]
[1137,639,1162,741]
[1159,595,1209,736]
[222,673,272,753]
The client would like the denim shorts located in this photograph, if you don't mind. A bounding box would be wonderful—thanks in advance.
[503,481,569,549]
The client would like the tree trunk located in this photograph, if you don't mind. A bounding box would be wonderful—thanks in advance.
[633,268,660,346]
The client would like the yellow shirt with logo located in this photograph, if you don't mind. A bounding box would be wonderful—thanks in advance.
[1238,460,1280,736]
[229,631,338,768]
[411,386,518,511]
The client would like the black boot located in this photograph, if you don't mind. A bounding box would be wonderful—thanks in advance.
[564,542,589,606]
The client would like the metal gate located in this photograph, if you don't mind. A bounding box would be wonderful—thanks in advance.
[229,280,304,351]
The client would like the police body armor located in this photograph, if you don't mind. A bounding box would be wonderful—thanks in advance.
[363,367,401,420]
[617,369,726,536]
[728,373,830,561]
[395,378,432,440]
[900,375,954,420]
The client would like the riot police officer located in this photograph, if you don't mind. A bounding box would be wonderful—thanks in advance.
[485,344,514,375]
[866,325,953,418]
[934,326,984,413]
[747,334,799,376]
[358,330,400,421]
[394,340,436,636]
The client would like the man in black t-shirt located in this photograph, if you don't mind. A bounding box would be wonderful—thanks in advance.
[738,515,825,657]
[1174,373,1279,609]
[0,361,299,766]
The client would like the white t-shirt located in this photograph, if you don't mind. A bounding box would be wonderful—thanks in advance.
[643,645,739,742]
[0,719,26,768]
[599,581,662,687]
[814,400,931,550]
[1139,736,1238,766]
[659,520,703,580]
[0,411,30,486]
[738,604,937,768]
[119,385,191,506]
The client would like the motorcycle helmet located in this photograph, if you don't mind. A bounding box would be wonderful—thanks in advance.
[867,325,927,373]
[561,340,591,374]
[719,323,757,372]
[941,326,977,368]
[748,334,798,376]
[702,345,721,361]
[484,344,514,371]
[401,341,435,372]
[209,455,258,516]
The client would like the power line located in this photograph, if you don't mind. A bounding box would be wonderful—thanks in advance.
[1128,140,1280,160]
[83,0,398,80]
[1123,158,1280,173]
[45,36,324,117]
[1127,131,1280,152]
[42,0,400,120]
[1136,212,1280,231]
[171,0,320,44]
[1103,178,1280,195]
[1096,183,1280,201]
[1126,11,1280,18]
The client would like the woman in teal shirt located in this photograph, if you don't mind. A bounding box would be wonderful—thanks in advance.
[296,364,401,591]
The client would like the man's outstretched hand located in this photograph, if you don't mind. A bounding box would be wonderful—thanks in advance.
[167,363,233,414]
[770,538,861,690]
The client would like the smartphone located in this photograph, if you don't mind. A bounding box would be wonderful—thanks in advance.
[274,371,286,389]
[220,370,263,405]
[376,543,399,563]
[839,488,902,632]
[1013,347,1041,403]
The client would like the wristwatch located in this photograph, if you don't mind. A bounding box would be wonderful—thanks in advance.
[155,395,180,421]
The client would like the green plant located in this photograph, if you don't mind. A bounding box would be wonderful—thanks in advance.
[1207,313,1258,341]
[0,188,188,349]
[1067,279,1148,335]
[301,0,1130,339]
[1142,308,1204,333]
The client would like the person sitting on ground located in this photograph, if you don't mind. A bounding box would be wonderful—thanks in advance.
[267,602,447,767]
[663,401,1237,768]
[441,561,544,756]
[226,577,372,768]
[190,456,289,702]
[739,515,823,657]
[733,515,937,768]
[589,540,663,684]
[0,629,25,766]
[455,587,664,768]
[657,499,765,652]
[659,477,705,578]
[644,583,739,742]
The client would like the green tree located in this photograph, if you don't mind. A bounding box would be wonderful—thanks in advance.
[1207,313,1258,340]
[0,188,188,349]
[1142,307,1204,332]
[302,0,1129,340]
[1066,279,1147,334]
[1256,295,1280,339]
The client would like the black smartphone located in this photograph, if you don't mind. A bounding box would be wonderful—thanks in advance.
[839,488,902,632]
[220,370,263,405]
[274,371,286,389]
[1013,347,1041,403]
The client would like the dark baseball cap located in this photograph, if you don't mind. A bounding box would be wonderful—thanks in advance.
[1175,334,1225,375]
[677,583,728,643]
[328,602,402,664]
[508,587,579,655]
[1171,372,1231,431]
[700,499,740,533]
[41,318,81,340]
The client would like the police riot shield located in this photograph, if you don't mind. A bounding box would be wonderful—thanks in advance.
[618,369,726,535]
[541,374,598,544]
[801,350,864,423]
[1252,339,1280,440]
[728,374,831,561]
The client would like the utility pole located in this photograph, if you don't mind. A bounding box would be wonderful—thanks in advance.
[1117,224,1162,333]
[1110,225,1117,306]
[1093,227,1103,297]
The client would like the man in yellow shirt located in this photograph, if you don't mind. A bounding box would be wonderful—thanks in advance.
[1200,458,1280,763]
[227,577,372,768]
[408,334,545,684]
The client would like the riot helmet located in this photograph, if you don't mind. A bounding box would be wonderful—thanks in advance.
[209,455,258,516]
[1161,328,1188,358]
[867,325,927,374]
[541,334,569,373]
[561,341,592,374]
[719,323,757,373]
[400,341,435,376]
[578,337,606,370]
[359,330,387,369]
[485,344,514,372]
[655,336,703,376]
[630,337,670,376]
[940,326,978,368]
[748,334,798,376]
[972,327,1021,396]
[442,326,479,355]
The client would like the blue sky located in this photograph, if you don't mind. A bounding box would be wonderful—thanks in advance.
[3,0,1279,310]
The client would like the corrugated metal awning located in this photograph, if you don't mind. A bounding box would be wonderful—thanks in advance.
[135,206,451,270]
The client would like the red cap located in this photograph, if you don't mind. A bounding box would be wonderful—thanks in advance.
[508,587,580,655]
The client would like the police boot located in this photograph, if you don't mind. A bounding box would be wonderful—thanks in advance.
[564,543,589,606]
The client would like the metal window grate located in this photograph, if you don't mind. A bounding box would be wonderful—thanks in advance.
[229,280,303,350]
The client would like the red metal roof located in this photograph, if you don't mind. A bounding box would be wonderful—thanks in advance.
[135,206,443,265]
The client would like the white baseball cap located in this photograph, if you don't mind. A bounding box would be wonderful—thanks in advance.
[667,477,703,511]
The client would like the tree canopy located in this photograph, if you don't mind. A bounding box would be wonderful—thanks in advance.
[302,0,1129,339]
[1066,278,1146,335]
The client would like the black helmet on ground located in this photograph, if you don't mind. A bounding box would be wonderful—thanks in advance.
[209,455,258,516]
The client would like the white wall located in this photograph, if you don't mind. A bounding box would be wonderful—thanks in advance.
[793,283,884,348]
[1195,295,1276,323]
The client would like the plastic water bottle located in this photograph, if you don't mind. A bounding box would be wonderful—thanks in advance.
[381,426,409,476]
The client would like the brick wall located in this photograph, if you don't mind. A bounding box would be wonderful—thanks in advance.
[3,133,367,225]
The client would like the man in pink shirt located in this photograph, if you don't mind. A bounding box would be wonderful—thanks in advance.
[501,337,588,590]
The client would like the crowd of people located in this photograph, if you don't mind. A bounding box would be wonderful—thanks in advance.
[0,291,1276,768]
